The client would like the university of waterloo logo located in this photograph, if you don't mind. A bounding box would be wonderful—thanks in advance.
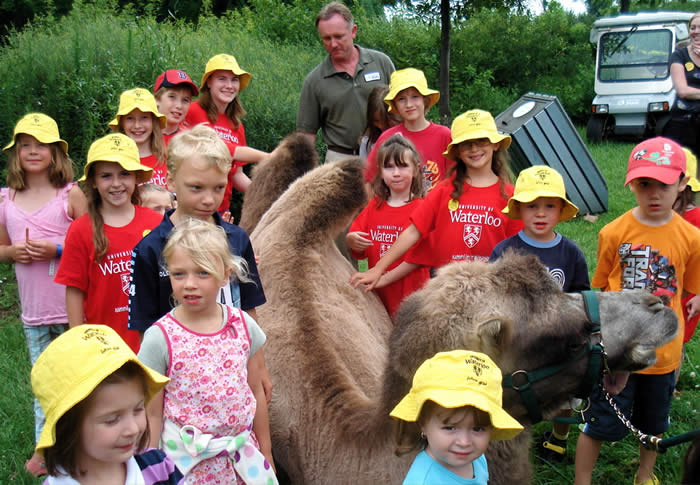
[463,224,481,248]
[121,273,131,296]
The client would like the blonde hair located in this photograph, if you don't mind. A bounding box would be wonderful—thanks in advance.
[167,125,232,178]
[83,162,141,262]
[5,140,74,190]
[371,135,425,205]
[118,113,166,167]
[393,401,491,457]
[162,218,249,284]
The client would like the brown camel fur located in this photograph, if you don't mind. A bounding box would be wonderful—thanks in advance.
[239,132,318,234]
[248,157,678,485]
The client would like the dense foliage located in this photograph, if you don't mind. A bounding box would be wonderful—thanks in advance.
[0,1,599,172]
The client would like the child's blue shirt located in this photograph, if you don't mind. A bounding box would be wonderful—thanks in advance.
[403,450,488,485]
[490,230,590,293]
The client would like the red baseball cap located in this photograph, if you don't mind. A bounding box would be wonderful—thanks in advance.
[153,69,199,96]
[625,137,687,186]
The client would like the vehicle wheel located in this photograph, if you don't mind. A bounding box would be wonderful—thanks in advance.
[586,116,608,143]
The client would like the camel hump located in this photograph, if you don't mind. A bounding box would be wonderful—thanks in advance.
[239,132,319,233]
[252,156,368,246]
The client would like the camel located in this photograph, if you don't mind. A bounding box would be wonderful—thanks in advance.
[239,132,318,234]
[247,156,678,485]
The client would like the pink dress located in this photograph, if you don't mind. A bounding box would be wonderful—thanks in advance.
[0,185,73,325]
[156,306,257,484]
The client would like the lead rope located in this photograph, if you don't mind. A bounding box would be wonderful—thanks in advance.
[602,384,700,452]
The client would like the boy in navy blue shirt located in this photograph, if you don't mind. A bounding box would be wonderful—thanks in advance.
[490,165,589,461]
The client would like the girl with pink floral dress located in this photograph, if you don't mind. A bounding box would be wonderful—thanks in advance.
[138,218,276,485]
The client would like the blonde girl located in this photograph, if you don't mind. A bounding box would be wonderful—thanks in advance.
[391,350,522,485]
[351,110,522,290]
[110,88,169,187]
[138,218,277,485]
[184,54,270,211]
[0,113,87,476]
[346,135,429,317]
[55,133,162,353]
[31,324,182,484]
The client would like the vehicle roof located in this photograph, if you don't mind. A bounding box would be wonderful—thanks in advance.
[592,11,693,29]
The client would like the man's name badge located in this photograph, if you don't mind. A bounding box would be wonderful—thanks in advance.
[364,72,381,82]
[448,199,459,211]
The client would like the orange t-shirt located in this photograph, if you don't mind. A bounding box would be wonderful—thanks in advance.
[592,210,700,374]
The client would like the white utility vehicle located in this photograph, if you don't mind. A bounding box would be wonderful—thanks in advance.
[587,11,693,142]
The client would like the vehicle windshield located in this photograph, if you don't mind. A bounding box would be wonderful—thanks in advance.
[598,29,672,82]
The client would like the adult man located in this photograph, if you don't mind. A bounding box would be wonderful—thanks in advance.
[297,2,395,161]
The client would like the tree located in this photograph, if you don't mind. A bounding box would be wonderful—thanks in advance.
[395,0,527,123]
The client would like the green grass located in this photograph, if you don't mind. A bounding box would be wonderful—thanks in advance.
[0,137,698,484]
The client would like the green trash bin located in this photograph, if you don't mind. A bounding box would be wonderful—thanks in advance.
[496,92,608,215]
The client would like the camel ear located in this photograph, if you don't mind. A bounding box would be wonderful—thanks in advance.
[475,318,512,357]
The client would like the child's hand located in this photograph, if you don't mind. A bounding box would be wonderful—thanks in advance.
[10,241,31,264]
[25,238,58,261]
[687,294,700,319]
[345,231,372,252]
[350,266,382,291]
[221,210,235,224]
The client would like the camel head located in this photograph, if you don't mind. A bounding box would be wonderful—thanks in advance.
[382,251,678,426]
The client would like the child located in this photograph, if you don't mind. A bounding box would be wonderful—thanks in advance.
[31,324,182,484]
[351,109,522,290]
[390,350,523,485]
[0,112,88,476]
[128,124,265,332]
[574,137,700,485]
[55,133,163,353]
[127,125,271,404]
[490,165,589,462]
[184,54,270,210]
[675,148,700,343]
[139,218,277,484]
[358,85,400,159]
[364,68,452,192]
[139,183,174,215]
[346,135,429,317]
[153,69,199,145]
[109,87,169,187]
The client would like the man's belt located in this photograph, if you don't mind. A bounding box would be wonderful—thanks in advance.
[327,145,358,155]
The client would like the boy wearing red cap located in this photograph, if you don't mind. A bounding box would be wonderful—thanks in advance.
[574,137,700,485]
[153,69,199,145]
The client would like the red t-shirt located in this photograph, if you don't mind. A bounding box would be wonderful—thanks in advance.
[407,179,522,267]
[184,102,247,212]
[140,154,168,187]
[349,197,430,317]
[365,122,452,192]
[682,207,700,342]
[55,206,163,352]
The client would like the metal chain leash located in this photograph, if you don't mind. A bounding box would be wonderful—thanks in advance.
[601,384,662,451]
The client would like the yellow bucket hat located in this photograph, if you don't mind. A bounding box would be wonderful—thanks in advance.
[3,113,68,154]
[79,133,153,183]
[200,54,251,91]
[503,165,579,222]
[390,350,523,441]
[444,110,512,161]
[683,148,700,192]
[384,68,440,112]
[108,88,167,130]
[31,325,169,453]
